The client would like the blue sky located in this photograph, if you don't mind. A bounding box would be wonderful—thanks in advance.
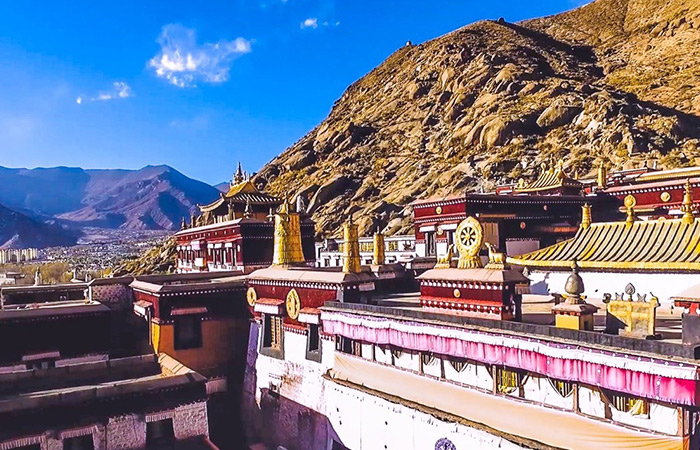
[0,0,586,185]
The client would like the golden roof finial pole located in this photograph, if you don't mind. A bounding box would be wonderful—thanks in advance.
[343,216,361,274]
[682,179,696,224]
[272,198,305,266]
[372,228,385,266]
[624,195,637,226]
[581,203,592,229]
[597,161,607,189]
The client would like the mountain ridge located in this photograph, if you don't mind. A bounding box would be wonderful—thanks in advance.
[0,165,220,231]
[0,203,78,249]
[252,0,700,237]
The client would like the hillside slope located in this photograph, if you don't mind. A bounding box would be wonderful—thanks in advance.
[0,203,78,249]
[253,0,700,237]
[0,165,220,231]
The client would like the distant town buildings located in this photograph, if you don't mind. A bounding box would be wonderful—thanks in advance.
[0,248,37,264]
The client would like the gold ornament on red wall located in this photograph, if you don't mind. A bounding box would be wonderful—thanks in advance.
[453,289,461,298]
[435,206,443,215]
[246,287,257,307]
[660,191,671,202]
[286,288,301,320]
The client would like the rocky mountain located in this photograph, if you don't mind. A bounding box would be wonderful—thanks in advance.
[0,165,220,231]
[253,0,700,237]
[0,203,78,249]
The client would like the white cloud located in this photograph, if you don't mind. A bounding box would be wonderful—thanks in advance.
[301,17,339,30]
[76,82,133,104]
[149,24,251,88]
[301,18,318,29]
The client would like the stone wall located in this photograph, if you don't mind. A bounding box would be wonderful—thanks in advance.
[91,283,134,311]
[6,401,208,450]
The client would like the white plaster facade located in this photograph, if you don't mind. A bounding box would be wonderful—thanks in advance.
[243,317,685,450]
[244,320,537,450]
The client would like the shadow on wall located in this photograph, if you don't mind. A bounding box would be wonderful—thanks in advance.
[241,323,346,450]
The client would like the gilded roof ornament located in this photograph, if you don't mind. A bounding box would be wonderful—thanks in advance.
[581,203,592,229]
[597,161,607,188]
[624,195,637,225]
[681,179,695,224]
[484,242,507,270]
[343,216,361,274]
[434,244,455,269]
[563,261,584,304]
[455,216,484,269]
[272,196,305,266]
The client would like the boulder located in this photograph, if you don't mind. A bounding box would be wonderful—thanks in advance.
[536,105,582,129]
[285,150,316,171]
[307,175,352,214]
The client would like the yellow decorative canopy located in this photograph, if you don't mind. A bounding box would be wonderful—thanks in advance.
[507,217,700,272]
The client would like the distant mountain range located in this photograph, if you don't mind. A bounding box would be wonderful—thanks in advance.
[0,203,78,249]
[0,165,220,233]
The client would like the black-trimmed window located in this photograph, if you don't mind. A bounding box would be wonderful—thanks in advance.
[63,435,95,450]
[174,317,203,350]
[146,418,175,449]
[306,323,322,362]
[260,314,285,359]
[263,315,283,350]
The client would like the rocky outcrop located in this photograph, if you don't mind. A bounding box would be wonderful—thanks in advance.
[112,237,176,276]
[252,0,700,237]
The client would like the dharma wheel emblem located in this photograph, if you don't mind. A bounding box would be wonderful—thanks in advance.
[246,287,257,307]
[455,216,484,269]
[286,288,301,320]
[435,438,456,450]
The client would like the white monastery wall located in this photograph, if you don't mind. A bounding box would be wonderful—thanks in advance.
[528,269,698,310]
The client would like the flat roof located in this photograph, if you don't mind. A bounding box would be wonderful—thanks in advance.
[0,300,110,320]
[0,354,205,414]
[131,272,247,295]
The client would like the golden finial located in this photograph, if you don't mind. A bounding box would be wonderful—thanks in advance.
[372,228,385,265]
[581,203,592,229]
[343,217,361,273]
[681,179,695,224]
[272,197,305,266]
[624,195,637,225]
[597,161,607,189]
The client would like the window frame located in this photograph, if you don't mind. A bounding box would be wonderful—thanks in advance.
[259,313,285,359]
[173,316,203,350]
[305,323,322,363]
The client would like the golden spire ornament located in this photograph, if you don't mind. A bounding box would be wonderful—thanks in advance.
[596,161,607,189]
[272,196,305,266]
[681,179,696,224]
[624,195,637,226]
[581,203,592,229]
[343,216,361,274]
[372,228,385,266]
